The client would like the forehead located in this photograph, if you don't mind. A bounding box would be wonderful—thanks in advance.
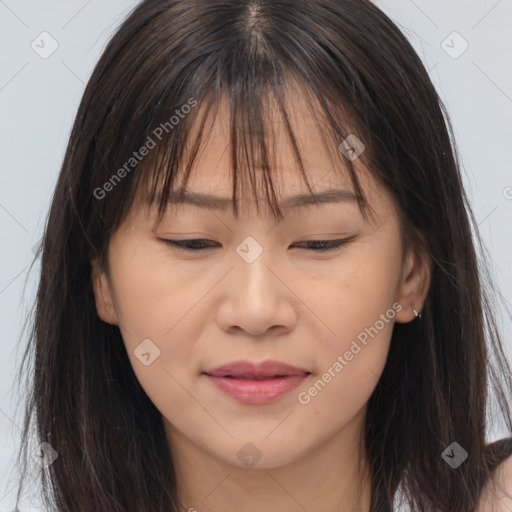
[170,90,380,215]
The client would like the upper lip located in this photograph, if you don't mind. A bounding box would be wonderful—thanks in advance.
[204,360,310,378]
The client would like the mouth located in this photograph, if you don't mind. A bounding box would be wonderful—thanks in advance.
[203,360,311,404]
[212,374,305,380]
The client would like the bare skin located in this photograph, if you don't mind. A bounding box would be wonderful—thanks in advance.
[477,454,512,511]
[91,92,431,512]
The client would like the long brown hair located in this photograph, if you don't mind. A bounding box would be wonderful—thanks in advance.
[12,0,512,510]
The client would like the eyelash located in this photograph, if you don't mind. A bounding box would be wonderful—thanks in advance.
[158,238,353,252]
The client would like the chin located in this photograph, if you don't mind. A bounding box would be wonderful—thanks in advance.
[214,437,308,470]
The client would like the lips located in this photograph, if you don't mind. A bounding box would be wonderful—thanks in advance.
[204,360,310,379]
[203,360,311,405]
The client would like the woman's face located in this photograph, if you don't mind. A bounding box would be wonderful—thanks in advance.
[91,94,430,471]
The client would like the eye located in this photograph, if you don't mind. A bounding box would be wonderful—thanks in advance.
[158,238,218,251]
[290,239,353,252]
[158,237,354,252]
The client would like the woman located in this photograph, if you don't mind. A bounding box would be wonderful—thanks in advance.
[13,0,512,510]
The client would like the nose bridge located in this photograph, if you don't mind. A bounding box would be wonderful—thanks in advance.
[233,234,277,300]
[215,232,296,335]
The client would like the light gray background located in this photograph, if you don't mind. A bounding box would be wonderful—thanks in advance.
[1,1,511,509]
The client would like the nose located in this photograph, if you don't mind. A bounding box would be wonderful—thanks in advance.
[215,244,298,337]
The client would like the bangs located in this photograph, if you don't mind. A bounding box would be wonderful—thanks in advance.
[129,76,377,232]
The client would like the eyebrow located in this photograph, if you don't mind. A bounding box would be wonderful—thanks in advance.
[158,189,359,212]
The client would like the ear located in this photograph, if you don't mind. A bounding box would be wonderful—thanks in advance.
[394,243,431,324]
[90,258,119,325]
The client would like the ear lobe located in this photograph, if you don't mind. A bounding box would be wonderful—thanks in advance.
[90,258,119,325]
[394,246,431,324]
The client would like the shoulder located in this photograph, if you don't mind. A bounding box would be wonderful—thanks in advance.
[477,450,512,511]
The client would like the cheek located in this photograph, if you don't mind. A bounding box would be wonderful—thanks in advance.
[107,251,212,403]
[294,237,400,415]
[109,238,241,362]
[110,249,206,342]
[296,307,394,431]
[109,251,206,417]
[298,239,401,345]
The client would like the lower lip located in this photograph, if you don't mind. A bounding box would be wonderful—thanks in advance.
[205,374,309,405]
